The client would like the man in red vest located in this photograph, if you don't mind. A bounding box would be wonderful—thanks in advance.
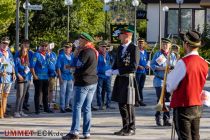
[166,30,209,140]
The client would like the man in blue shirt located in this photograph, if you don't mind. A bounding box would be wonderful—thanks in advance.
[96,41,114,110]
[0,37,16,118]
[30,42,53,114]
[135,38,149,107]
[47,43,57,110]
[56,42,74,113]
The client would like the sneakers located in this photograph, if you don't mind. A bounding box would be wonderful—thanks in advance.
[60,109,66,113]
[163,120,172,126]
[20,111,28,117]
[155,117,162,126]
[65,107,72,112]
[139,101,146,106]
[14,112,21,118]
[62,133,79,140]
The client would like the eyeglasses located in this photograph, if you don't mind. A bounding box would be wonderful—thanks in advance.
[42,45,48,48]
[2,42,9,45]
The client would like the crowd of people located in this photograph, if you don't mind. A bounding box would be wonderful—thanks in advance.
[0,28,208,140]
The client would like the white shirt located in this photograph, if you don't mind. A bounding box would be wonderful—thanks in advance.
[166,51,199,93]
[121,41,131,56]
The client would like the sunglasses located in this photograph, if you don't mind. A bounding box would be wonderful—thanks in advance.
[2,42,9,45]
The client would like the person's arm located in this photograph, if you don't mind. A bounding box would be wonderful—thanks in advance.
[166,60,186,93]
[30,53,38,80]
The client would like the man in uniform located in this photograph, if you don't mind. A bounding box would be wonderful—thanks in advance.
[106,27,140,136]
[135,37,149,107]
[167,30,209,140]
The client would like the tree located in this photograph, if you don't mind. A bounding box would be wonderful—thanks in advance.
[0,0,16,36]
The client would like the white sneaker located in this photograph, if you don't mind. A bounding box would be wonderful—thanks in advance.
[14,112,21,118]
[20,111,28,117]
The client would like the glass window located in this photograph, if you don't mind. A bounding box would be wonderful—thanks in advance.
[168,10,178,35]
[181,9,192,32]
[195,10,205,33]
[207,9,210,25]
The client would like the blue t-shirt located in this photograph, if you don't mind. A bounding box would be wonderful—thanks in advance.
[47,51,57,77]
[136,50,149,74]
[30,52,49,80]
[56,53,74,81]
[0,51,15,83]
[97,52,112,79]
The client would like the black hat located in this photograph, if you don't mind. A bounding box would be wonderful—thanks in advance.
[180,30,202,47]
[1,37,10,44]
[138,37,145,42]
[22,39,30,44]
[64,42,73,48]
[161,38,172,44]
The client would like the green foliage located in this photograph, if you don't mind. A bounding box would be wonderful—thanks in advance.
[137,19,147,39]
[199,24,210,60]
[0,0,16,36]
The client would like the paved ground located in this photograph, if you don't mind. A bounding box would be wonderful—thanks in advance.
[0,76,210,140]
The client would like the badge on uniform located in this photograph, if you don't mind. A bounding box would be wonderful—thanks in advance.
[123,53,130,66]
[156,54,166,65]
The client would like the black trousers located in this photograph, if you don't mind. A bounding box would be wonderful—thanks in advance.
[33,80,49,112]
[155,87,170,121]
[136,73,146,101]
[173,106,202,140]
[119,103,135,130]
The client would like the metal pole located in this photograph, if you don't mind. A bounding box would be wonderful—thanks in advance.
[178,3,181,33]
[16,0,20,51]
[159,0,162,49]
[25,0,29,40]
[105,10,107,37]
[67,5,70,42]
[134,6,137,45]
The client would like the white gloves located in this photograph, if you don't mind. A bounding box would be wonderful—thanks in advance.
[105,69,112,76]
[105,69,119,76]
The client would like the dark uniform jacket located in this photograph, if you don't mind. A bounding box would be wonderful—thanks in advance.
[112,42,140,104]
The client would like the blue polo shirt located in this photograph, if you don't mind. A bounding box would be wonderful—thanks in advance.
[14,50,34,64]
[136,50,149,74]
[0,51,15,83]
[47,51,57,77]
[56,53,74,81]
[30,52,49,80]
[97,52,112,79]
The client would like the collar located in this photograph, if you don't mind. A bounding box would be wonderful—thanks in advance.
[184,50,199,58]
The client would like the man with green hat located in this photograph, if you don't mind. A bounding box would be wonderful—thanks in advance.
[105,27,140,136]
[150,38,177,126]
[167,30,208,140]
[62,32,98,140]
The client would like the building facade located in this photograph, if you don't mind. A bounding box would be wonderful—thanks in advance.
[142,0,210,43]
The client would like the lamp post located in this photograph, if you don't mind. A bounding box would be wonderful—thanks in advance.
[163,6,169,38]
[16,0,20,51]
[132,0,139,45]
[176,0,184,34]
[159,0,162,49]
[64,0,73,42]
[23,0,30,40]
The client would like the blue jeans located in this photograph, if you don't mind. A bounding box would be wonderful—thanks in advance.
[70,83,97,136]
[96,77,111,107]
[60,80,73,110]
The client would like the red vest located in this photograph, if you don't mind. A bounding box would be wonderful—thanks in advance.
[170,55,209,108]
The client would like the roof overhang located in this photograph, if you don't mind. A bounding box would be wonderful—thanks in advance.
[200,0,210,8]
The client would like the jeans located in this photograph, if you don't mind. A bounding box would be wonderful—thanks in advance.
[155,87,170,121]
[96,77,111,107]
[60,80,74,110]
[173,106,202,140]
[70,84,97,136]
[135,73,146,101]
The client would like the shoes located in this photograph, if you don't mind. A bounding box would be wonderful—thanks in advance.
[20,111,28,117]
[114,128,126,135]
[23,106,29,111]
[124,129,135,136]
[134,102,140,107]
[62,133,79,140]
[163,120,172,126]
[60,109,66,113]
[106,105,115,109]
[44,108,54,113]
[14,112,21,118]
[155,117,162,126]
[39,105,43,110]
[65,107,72,112]
[83,134,90,139]
[35,111,40,115]
[91,106,98,111]
[98,105,106,110]
[139,101,146,106]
